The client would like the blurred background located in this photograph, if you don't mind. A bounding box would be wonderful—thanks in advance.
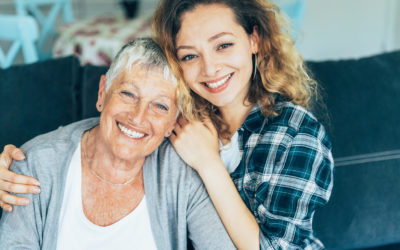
[1,0,399,68]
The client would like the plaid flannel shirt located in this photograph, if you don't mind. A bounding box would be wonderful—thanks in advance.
[231,101,334,250]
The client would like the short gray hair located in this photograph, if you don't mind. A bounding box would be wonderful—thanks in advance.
[105,38,177,91]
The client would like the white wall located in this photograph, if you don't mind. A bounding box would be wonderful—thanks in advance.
[135,0,400,61]
[297,0,400,61]
[1,0,399,62]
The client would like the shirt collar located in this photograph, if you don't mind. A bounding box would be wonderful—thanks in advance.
[241,103,266,133]
[241,94,286,133]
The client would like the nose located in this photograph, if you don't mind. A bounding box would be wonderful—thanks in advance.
[129,103,148,125]
[201,53,220,77]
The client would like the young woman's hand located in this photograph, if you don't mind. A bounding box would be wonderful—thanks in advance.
[0,145,40,212]
[169,117,222,173]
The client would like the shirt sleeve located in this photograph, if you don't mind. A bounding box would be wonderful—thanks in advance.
[257,122,334,250]
[0,160,42,250]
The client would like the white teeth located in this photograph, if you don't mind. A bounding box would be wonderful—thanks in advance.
[205,73,232,88]
[118,123,145,139]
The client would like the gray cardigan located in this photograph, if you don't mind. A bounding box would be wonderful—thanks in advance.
[0,118,235,250]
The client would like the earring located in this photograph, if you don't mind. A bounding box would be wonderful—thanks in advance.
[167,131,171,136]
[252,53,258,80]
[99,104,102,108]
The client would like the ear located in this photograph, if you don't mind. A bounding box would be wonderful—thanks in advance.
[164,118,177,138]
[250,26,260,54]
[96,75,107,112]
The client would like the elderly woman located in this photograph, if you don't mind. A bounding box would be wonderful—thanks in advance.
[0,38,234,250]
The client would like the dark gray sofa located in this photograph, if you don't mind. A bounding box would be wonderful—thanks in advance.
[1,51,399,249]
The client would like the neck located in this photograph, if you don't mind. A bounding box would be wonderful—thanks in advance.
[219,98,254,137]
[84,127,144,186]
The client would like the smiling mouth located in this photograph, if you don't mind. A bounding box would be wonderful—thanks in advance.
[203,73,233,89]
[117,122,146,139]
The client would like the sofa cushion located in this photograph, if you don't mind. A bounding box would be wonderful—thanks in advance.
[308,51,400,249]
[0,56,82,148]
[313,159,400,249]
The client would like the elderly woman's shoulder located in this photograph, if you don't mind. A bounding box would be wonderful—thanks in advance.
[152,139,187,169]
[146,139,202,182]
[9,118,98,179]
[20,118,99,155]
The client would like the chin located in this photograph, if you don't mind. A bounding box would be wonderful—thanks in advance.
[208,95,237,108]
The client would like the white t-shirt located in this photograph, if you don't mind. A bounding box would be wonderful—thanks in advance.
[219,131,241,174]
[56,143,157,250]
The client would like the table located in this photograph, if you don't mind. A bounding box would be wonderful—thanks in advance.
[53,15,152,66]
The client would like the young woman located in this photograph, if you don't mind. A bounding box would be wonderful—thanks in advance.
[153,0,334,249]
[0,0,333,249]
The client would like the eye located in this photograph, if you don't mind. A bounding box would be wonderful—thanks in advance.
[120,90,140,104]
[180,54,197,62]
[155,103,169,111]
[217,43,233,50]
[121,91,136,98]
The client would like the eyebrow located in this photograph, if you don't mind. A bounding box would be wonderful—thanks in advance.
[176,32,234,51]
[120,81,140,90]
[156,95,174,102]
[120,81,174,101]
[209,32,233,42]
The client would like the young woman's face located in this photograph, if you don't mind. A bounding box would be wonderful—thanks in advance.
[175,3,258,109]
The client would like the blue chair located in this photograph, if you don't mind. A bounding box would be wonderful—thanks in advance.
[15,0,74,58]
[274,0,305,39]
[0,15,39,69]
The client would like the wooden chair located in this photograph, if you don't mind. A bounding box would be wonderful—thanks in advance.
[14,0,74,58]
[0,15,39,68]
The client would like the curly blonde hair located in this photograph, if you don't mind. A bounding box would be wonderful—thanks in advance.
[153,0,317,139]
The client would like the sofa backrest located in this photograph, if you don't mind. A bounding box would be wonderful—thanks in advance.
[0,56,108,149]
[0,56,81,148]
[308,51,400,249]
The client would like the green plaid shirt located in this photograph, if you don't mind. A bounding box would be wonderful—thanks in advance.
[231,101,334,249]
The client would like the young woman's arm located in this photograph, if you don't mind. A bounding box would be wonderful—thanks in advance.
[0,145,40,212]
[169,118,260,250]
[197,158,260,250]
[170,113,334,250]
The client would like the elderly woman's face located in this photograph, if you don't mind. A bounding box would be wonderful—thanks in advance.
[96,65,177,161]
